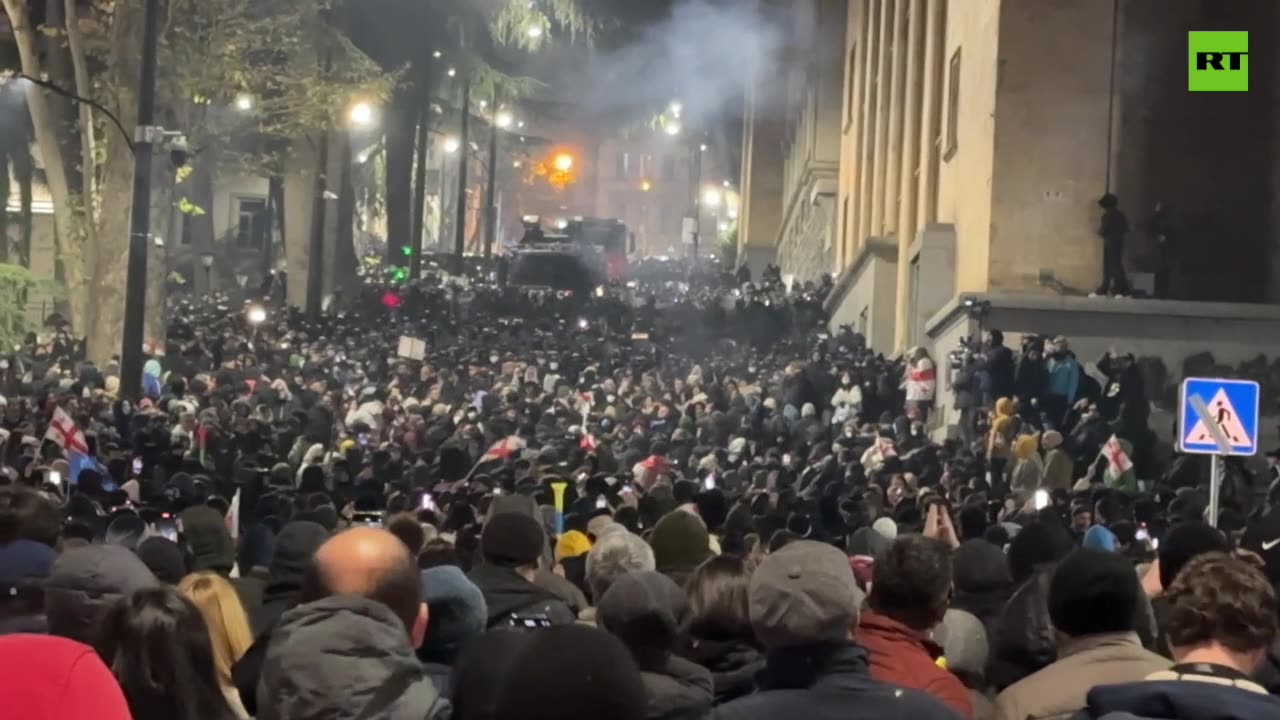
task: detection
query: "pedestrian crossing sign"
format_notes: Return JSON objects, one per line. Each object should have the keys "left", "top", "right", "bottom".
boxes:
{"left": 1179, "top": 377, "right": 1260, "bottom": 456}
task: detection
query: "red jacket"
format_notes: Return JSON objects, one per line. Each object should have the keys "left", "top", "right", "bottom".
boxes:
{"left": 855, "top": 609, "right": 974, "bottom": 719}
{"left": 0, "top": 634, "right": 132, "bottom": 720}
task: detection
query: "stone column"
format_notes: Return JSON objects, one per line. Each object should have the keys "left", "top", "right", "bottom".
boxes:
{"left": 894, "top": 0, "right": 926, "bottom": 350}
{"left": 840, "top": 2, "right": 866, "bottom": 270}
{"left": 855, "top": 0, "right": 881, "bottom": 251}
{"left": 915, "top": 0, "right": 945, "bottom": 231}
{"left": 883, "top": 0, "right": 907, "bottom": 236}
{"left": 869, "top": 0, "right": 892, "bottom": 236}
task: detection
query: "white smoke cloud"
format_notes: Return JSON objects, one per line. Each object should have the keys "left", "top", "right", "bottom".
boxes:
{"left": 579, "top": 0, "right": 787, "bottom": 127}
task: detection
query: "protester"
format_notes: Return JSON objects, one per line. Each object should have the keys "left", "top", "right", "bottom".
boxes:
{"left": 45, "top": 544, "right": 157, "bottom": 645}
{"left": 179, "top": 572, "right": 256, "bottom": 719}
{"left": 680, "top": 554, "right": 764, "bottom": 703}
{"left": 257, "top": 527, "right": 448, "bottom": 719}
{"left": 94, "top": 586, "right": 238, "bottom": 720}
{"left": 136, "top": 536, "right": 189, "bottom": 584}
{"left": 452, "top": 624, "right": 646, "bottom": 720}
{"left": 993, "top": 549, "right": 1170, "bottom": 720}
{"left": 0, "top": 538, "right": 57, "bottom": 634}
{"left": 650, "top": 510, "right": 716, "bottom": 587}
{"left": 856, "top": 535, "right": 972, "bottom": 718}
{"left": 711, "top": 540, "right": 956, "bottom": 719}
{"left": 418, "top": 565, "right": 488, "bottom": 696}
{"left": 598, "top": 571, "right": 714, "bottom": 719}
{"left": 470, "top": 511, "right": 576, "bottom": 628}
{"left": 0, "top": 634, "right": 133, "bottom": 720}
{"left": 1080, "top": 552, "right": 1280, "bottom": 719}
{"left": 0, "top": 252, "right": 1254, "bottom": 720}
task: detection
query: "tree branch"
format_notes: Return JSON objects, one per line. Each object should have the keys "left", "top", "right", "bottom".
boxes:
{"left": 15, "top": 73, "right": 135, "bottom": 153}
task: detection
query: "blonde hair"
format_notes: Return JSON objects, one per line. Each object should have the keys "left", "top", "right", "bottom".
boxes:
{"left": 178, "top": 572, "right": 253, "bottom": 687}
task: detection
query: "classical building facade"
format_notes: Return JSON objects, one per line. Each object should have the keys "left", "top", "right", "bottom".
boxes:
{"left": 739, "top": 0, "right": 1280, "bottom": 357}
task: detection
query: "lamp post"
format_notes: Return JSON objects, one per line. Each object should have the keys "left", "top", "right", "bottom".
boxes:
{"left": 199, "top": 251, "right": 215, "bottom": 295}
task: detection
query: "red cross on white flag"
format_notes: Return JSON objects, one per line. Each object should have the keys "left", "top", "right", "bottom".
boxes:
{"left": 45, "top": 407, "right": 90, "bottom": 456}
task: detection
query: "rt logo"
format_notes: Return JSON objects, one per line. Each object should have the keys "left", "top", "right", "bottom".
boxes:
{"left": 1189, "top": 31, "right": 1248, "bottom": 92}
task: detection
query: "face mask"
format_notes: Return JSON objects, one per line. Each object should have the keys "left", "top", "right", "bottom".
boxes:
{"left": 549, "top": 362, "right": 559, "bottom": 372}
{"left": 489, "top": 355, "right": 500, "bottom": 364}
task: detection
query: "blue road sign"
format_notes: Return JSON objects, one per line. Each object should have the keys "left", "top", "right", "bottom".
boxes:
{"left": 1178, "top": 377, "right": 1260, "bottom": 456}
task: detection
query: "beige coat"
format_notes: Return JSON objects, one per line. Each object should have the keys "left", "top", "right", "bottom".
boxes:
{"left": 993, "top": 632, "right": 1170, "bottom": 720}
{"left": 1043, "top": 448, "right": 1074, "bottom": 492}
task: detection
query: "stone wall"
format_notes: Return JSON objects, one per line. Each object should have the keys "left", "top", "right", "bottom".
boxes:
{"left": 775, "top": 188, "right": 837, "bottom": 282}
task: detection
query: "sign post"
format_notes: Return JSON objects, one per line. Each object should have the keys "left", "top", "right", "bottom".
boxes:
{"left": 1179, "top": 378, "right": 1261, "bottom": 527}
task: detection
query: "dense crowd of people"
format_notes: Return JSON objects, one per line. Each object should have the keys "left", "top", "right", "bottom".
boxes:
{"left": 0, "top": 259, "right": 1278, "bottom": 720}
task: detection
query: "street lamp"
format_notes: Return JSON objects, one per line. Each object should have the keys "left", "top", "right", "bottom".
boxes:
{"left": 199, "top": 251, "right": 215, "bottom": 294}
{"left": 443, "top": 136, "right": 461, "bottom": 154}
{"left": 433, "top": 50, "right": 443, "bottom": 59}
{"left": 234, "top": 93, "right": 254, "bottom": 112}
{"left": 246, "top": 304, "right": 267, "bottom": 326}
{"left": 640, "top": 180, "right": 653, "bottom": 192}
{"left": 348, "top": 101, "right": 375, "bottom": 128}
{"left": 527, "top": 24, "right": 544, "bottom": 39}
{"left": 495, "top": 110, "right": 514, "bottom": 129}
{"left": 447, "top": 67, "right": 457, "bottom": 78}
{"left": 669, "top": 101, "right": 682, "bottom": 118}
{"left": 664, "top": 120, "right": 682, "bottom": 137}
{"left": 553, "top": 153, "right": 574, "bottom": 173}
{"left": 703, "top": 188, "right": 723, "bottom": 208}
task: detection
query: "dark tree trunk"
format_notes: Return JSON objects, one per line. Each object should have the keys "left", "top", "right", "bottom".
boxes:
{"left": 0, "top": 149, "right": 9, "bottom": 264}
{"left": 410, "top": 102, "right": 428, "bottom": 278}
{"left": 384, "top": 82, "right": 415, "bottom": 265}
{"left": 269, "top": 174, "right": 285, "bottom": 268}
{"left": 14, "top": 147, "right": 33, "bottom": 268}
{"left": 334, "top": 132, "right": 359, "bottom": 299}
{"left": 41, "top": 0, "right": 82, "bottom": 194}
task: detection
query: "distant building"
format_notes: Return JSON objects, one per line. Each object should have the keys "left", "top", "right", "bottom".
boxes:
{"left": 739, "top": 0, "right": 1280, "bottom": 354}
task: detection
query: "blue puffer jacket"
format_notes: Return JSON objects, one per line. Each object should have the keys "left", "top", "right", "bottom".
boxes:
{"left": 1047, "top": 353, "right": 1080, "bottom": 404}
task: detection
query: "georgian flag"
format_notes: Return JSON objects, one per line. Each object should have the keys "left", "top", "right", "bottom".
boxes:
{"left": 481, "top": 435, "right": 527, "bottom": 462}
{"left": 45, "top": 407, "right": 90, "bottom": 456}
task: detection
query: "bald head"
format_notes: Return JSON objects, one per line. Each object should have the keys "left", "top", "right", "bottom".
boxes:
{"left": 305, "top": 527, "right": 425, "bottom": 643}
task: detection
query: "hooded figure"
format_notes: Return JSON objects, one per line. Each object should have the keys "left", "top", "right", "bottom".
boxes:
{"left": 233, "top": 521, "right": 330, "bottom": 717}
{"left": 597, "top": 572, "right": 714, "bottom": 720}
{"left": 1009, "top": 434, "right": 1044, "bottom": 498}
{"left": 1041, "top": 430, "right": 1073, "bottom": 491}
{"left": 142, "top": 359, "right": 163, "bottom": 399}
{"left": 45, "top": 545, "right": 158, "bottom": 645}
{"left": 258, "top": 595, "right": 449, "bottom": 720}
{"left": 249, "top": 520, "right": 329, "bottom": 634}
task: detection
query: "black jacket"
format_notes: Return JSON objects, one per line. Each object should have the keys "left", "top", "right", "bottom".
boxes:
{"left": 987, "top": 344, "right": 1016, "bottom": 401}
{"left": 249, "top": 521, "right": 329, "bottom": 635}
{"left": 991, "top": 565, "right": 1160, "bottom": 691}
{"left": 680, "top": 635, "right": 764, "bottom": 704}
{"left": 256, "top": 594, "right": 449, "bottom": 720}
{"left": 467, "top": 562, "right": 576, "bottom": 629}
{"left": 640, "top": 655, "right": 714, "bottom": 720}
{"left": 710, "top": 643, "right": 959, "bottom": 720}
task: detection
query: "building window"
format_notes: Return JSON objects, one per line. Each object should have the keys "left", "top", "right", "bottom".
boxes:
{"left": 944, "top": 47, "right": 961, "bottom": 161}
{"left": 180, "top": 214, "right": 192, "bottom": 244}
{"left": 234, "top": 197, "right": 270, "bottom": 249}
{"left": 616, "top": 152, "right": 631, "bottom": 179}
